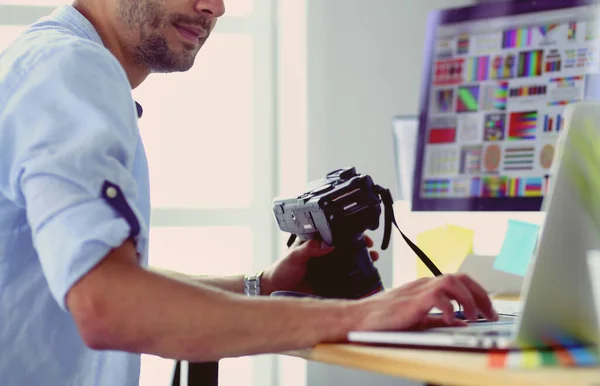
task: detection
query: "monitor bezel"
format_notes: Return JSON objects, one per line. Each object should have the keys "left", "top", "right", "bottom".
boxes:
{"left": 412, "top": 0, "right": 598, "bottom": 212}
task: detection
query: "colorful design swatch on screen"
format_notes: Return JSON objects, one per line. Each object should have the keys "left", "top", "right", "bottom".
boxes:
{"left": 457, "top": 85, "right": 480, "bottom": 113}
{"left": 490, "top": 54, "right": 516, "bottom": 79}
{"left": 428, "top": 127, "right": 456, "bottom": 144}
{"left": 459, "top": 145, "right": 482, "bottom": 174}
{"left": 509, "top": 111, "right": 537, "bottom": 140}
{"left": 484, "top": 113, "right": 505, "bottom": 141}
{"left": 568, "top": 21, "right": 577, "bottom": 41}
{"left": 543, "top": 113, "right": 563, "bottom": 132}
{"left": 452, "top": 178, "right": 471, "bottom": 196}
{"left": 481, "top": 82, "right": 508, "bottom": 110}
{"left": 564, "top": 48, "right": 587, "bottom": 69}
{"left": 457, "top": 114, "right": 481, "bottom": 141}
{"left": 548, "top": 75, "right": 584, "bottom": 105}
{"left": 538, "top": 23, "right": 559, "bottom": 37}
{"left": 502, "top": 27, "right": 533, "bottom": 48}
{"left": 545, "top": 49, "right": 562, "bottom": 72}
{"left": 540, "top": 144, "right": 555, "bottom": 169}
{"left": 586, "top": 21, "right": 598, "bottom": 41}
{"left": 518, "top": 50, "right": 543, "bottom": 77}
{"left": 470, "top": 177, "right": 482, "bottom": 196}
{"left": 503, "top": 145, "right": 535, "bottom": 171}
{"left": 433, "top": 89, "right": 454, "bottom": 113}
{"left": 482, "top": 176, "right": 507, "bottom": 197}
{"left": 434, "top": 58, "right": 464, "bottom": 85}
{"left": 509, "top": 84, "right": 547, "bottom": 98}
{"left": 426, "top": 148, "right": 458, "bottom": 175}
{"left": 483, "top": 144, "right": 501, "bottom": 172}
{"left": 507, "top": 177, "right": 544, "bottom": 197}
{"left": 457, "top": 34, "right": 470, "bottom": 54}
{"left": 422, "top": 179, "right": 451, "bottom": 198}
{"left": 465, "top": 56, "right": 490, "bottom": 82}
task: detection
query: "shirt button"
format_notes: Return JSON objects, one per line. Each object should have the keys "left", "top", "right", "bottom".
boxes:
{"left": 106, "top": 186, "right": 118, "bottom": 199}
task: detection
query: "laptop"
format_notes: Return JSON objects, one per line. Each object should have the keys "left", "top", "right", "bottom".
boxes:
{"left": 348, "top": 101, "right": 600, "bottom": 351}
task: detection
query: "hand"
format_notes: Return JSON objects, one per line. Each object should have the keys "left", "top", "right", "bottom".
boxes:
{"left": 261, "top": 235, "right": 380, "bottom": 296}
{"left": 351, "top": 274, "right": 499, "bottom": 331}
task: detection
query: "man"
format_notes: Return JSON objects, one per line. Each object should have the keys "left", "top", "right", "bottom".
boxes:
{"left": 0, "top": 0, "right": 498, "bottom": 385}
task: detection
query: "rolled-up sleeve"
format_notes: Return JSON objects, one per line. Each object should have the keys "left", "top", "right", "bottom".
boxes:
{"left": 0, "top": 39, "right": 147, "bottom": 311}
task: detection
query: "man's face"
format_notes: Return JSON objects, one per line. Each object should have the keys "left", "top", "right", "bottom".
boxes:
{"left": 115, "top": 0, "right": 225, "bottom": 73}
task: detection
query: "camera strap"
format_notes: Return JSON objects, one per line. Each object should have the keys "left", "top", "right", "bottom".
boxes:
{"left": 376, "top": 186, "right": 443, "bottom": 277}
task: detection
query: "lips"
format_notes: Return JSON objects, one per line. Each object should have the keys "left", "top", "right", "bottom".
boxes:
{"left": 174, "top": 23, "right": 207, "bottom": 42}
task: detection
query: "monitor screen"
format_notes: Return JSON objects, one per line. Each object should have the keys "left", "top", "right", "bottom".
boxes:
{"left": 412, "top": 0, "right": 600, "bottom": 211}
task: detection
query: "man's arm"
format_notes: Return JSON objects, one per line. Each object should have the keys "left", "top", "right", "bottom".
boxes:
{"left": 67, "top": 240, "right": 354, "bottom": 362}
{"left": 149, "top": 267, "right": 246, "bottom": 294}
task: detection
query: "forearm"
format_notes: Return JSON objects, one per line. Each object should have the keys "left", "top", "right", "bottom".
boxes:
{"left": 150, "top": 266, "right": 245, "bottom": 294}
{"left": 71, "top": 257, "right": 355, "bottom": 362}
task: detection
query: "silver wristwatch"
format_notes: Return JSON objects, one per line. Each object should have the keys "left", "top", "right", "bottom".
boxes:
{"left": 244, "top": 271, "right": 264, "bottom": 296}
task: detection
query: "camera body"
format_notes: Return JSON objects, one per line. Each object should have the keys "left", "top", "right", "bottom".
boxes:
{"left": 272, "top": 167, "right": 384, "bottom": 299}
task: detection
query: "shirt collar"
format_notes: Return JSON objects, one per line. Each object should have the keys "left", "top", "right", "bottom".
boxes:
{"left": 51, "top": 5, "right": 104, "bottom": 46}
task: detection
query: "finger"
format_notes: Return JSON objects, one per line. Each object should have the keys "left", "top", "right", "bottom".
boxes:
{"left": 363, "top": 234, "right": 374, "bottom": 248}
{"left": 456, "top": 274, "right": 498, "bottom": 321}
{"left": 428, "top": 291, "right": 456, "bottom": 325}
{"left": 369, "top": 250, "right": 379, "bottom": 262}
{"left": 432, "top": 275, "right": 478, "bottom": 321}
{"left": 413, "top": 315, "right": 468, "bottom": 330}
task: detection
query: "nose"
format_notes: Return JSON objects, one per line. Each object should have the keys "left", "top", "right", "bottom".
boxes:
{"left": 195, "top": 0, "right": 226, "bottom": 18}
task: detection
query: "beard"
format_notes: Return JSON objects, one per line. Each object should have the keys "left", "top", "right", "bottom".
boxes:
{"left": 116, "top": 0, "right": 211, "bottom": 73}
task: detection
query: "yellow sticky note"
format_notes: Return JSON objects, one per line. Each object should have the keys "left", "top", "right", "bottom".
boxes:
{"left": 416, "top": 225, "right": 474, "bottom": 277}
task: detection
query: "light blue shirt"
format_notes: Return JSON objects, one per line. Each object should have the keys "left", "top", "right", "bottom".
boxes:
{"left": 0, "top": 6, "right": 150, "bottom": 386}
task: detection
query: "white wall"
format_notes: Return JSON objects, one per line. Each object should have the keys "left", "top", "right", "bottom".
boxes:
{"left": 304, "top": 1, "right": 475, "bottom": 385}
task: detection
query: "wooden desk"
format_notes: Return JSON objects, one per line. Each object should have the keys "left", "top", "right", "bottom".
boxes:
{"left": 284, "top": 344, "right": 600, "bottom": 386}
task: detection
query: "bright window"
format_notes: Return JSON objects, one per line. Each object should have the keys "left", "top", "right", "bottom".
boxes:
{"left": 135, "top": 34, "right": 254, "bottom": 209}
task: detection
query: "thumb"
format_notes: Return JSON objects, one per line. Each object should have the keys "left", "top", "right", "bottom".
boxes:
{"left": 297, "top": 239, "right": 335, "bottom": 258}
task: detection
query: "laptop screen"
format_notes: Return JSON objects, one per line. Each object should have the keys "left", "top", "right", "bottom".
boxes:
{"left": 413, "top": 0, "right": 600, "bottom": 211}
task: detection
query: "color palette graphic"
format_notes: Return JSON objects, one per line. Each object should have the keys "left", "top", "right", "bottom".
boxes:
{"left": 518, "top": 50, "right": 543, "bottom": 77}
{"left": 548, "top": 75, "right": 584, "bottom": 106}
{"left": 470, "top": 177, "right": 482, "bottom": 196}
{"left": 457, "top": 85, "right": 480, "bottom": 112}
{"left": 433, "top": 89, "right": 454, "bottom": 113}
{"left": 502, "top": 27, "right": 533, "bottom": 48}
{"left": 509, "top": 84, "right": 547, "bottom": 97}
{"left": 465, "top": 56, "right": 490, "bottom": 82}
{"left": 422, "top": 179, "right": 451, "bottom": 197}
{"left": 543, "top": 114, "right": 563, "bottom": 132}
{"left": 428, "top": 127, "right": 456, "bottom": 144}
{"left": 483, "top": 144, "right": 501, "bottom": 172}
{"left": 490, "top": 54, "right": 516, "bottom": 79}
{"left": 482, "top": 176, "right": 507, "bottom": 197}
{"left": 507, "top": 177, "right": 544, "bottom": 197}
{"left": 434, "top": 58, "right": 464, "bottom": 85}
{"left": 427, "top": 149, "right": 458, "bottom": 175}
{"left": 564, "top": 48, "right": 587, "bottom": 69}
{"left": 509, "top": 111, "right": 537, "bottom": 140}
{"left": 484, "top": 113, "right": 506, "bottom": 141}
{"left": 481, "top": 82, "right": 508, "bottom": 110}
{"left": 459, "top": 145, "right": 482, "bottom": 174}
{"left": 538, "top": 23, "right": 559, "bottom": 37}
{"left": 545, "top": 49, "right": 562, "bottom": 72}
{"left": 586, "top": 21, "right": 598, "bottom": 41}
{"left": 503, "top": 146, "right": 535, "bottom": 171}
{"left": 457, "top": 34, "right": 470, "bottom": 54}
{"left": 452, "top": 178, "right": 471, "bottom": 196}
{"left": 540, "top": 144, "right": 555, "bottom": 169}
{"left": 568, "top": 21, "right": 577, "bottom": 41}
{"left": 457, "top": 114, "right": 481, "bottom": 141}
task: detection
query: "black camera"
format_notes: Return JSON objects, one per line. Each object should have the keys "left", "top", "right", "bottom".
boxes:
{"left": 272, "top": 167, "right": 387, "bottom": 299}
{"left": 272, "top": 167, "right": 443, "bottom": 300}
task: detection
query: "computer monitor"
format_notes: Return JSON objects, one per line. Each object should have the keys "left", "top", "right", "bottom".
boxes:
{"left": 412, "top": 0, "right": 600, "bottom": 211}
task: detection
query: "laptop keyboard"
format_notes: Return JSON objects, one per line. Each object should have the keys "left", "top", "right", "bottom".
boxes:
{"left": 492, "top": 300, "right": 522, "bottom": 316}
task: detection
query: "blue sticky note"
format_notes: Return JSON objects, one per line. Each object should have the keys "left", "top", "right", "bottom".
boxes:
{"left": 494, "top": 219, "right": 540, "bottom": 276}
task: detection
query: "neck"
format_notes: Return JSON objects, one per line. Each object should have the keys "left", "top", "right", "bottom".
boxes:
{"left": 73, "top": 1, "right": 150, "bottom": 89}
